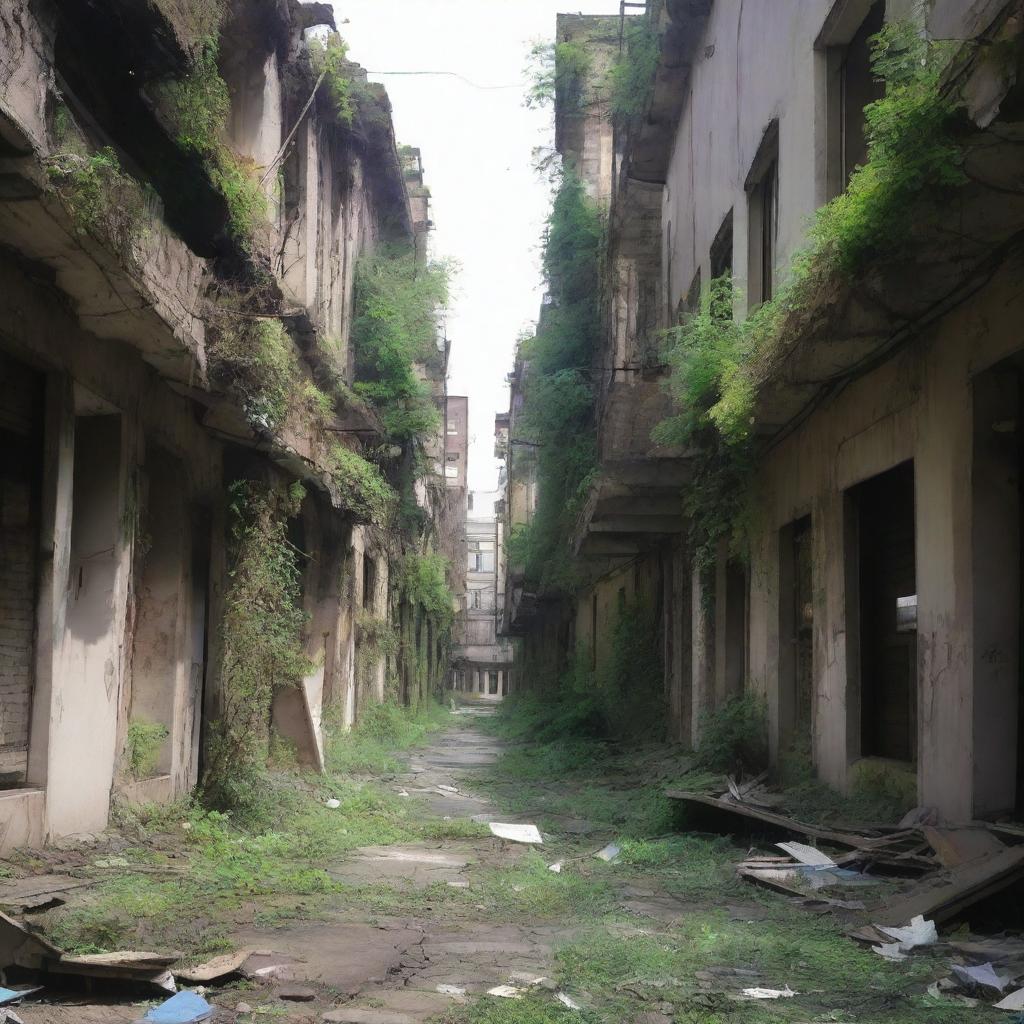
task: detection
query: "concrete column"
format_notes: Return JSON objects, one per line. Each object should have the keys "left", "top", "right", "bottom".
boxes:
{"left": 691, "top": 565, "right": 715, "bottom": 747}
{"left": 497, "top": 670, "right": 504, "bottom": 696}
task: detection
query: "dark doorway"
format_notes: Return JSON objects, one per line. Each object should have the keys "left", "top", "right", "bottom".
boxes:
{"left": 779, "top": 515, "right": 813, "bottom": 744}
{"left": 0, "top": 354, "right": 45, "bottom": 787}
{"left": 853, "top": 461, "right": 917, "bottom": 762}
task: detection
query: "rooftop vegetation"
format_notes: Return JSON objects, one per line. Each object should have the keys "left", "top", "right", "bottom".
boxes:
{"left": 505, "top": 170, "right": 603, "bottom": 593}
{"left": 525, "top": 38, "right": 592, "bottom": 109}
{"left": 309, "top": 32, "right": 355, "bottom": 124}
{"left": 607, "top": 16, "right": 659, "bottom": 122}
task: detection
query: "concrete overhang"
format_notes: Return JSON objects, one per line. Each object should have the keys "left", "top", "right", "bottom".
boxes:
{"left": 572, "top": 460, "right": 688, "bottom": 558}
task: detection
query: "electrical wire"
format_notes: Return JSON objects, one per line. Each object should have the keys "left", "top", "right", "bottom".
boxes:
{"left": 366, "top": 70, "right": 523, "bottom": 90}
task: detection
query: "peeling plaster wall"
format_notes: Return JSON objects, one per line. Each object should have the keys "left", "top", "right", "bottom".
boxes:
{"left": 747, "top": 257, "right": 1024, "bottom": 822}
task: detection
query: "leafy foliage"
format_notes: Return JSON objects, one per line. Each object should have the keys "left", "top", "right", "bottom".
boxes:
{"left": 207, "top": 317, "right": 298, "bottom": 431}
{"left": 400, "top": 551, "right": 454, "bottom": 625}
{"left": 696, "top": 691, "right": 769, "bottom": 774}
{"left": 309, "top": 32, "right": 355, "bottom": 124}
{"left": 153, "top": 36, "right": 267, "bottom": 248}
{"left": 202, "top": 481, "right": 311, "bottom": 818}
{"left": 656, "top": 21, "right": 965, "bottom": 569}
{"left": 607, "top": 17, "right": 659, "bottom": 121}
{"left": 508, "top": 171, "right": 603, "bottom": 592}
{"left": 125, "top": 720, "right": 169, "bottom": 780}
{"left": 524, "top": 39, "right": 592, "bottom": 109}
{"left": 328, "top": 443, "right": 397, "bottom": 523}
{"left": 46, "top": 148, "right": 148, "bottom": 255}
{"left": 351, "top": 247, "right": 450, "bottom": 444}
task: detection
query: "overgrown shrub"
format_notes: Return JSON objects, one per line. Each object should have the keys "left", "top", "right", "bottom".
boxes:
{"left": 207, "top": 317, "right": 299, "bottom": 430}
{"left": 153, "top": 36, "right": 267, "bottom": 248}
{"left": 525, "top": 39, "right": 592, "bottom": 109}
{"left": 351, "top": 247, "right": 450, "bottom": 445}
{"left": 328, "top": 443, "right": 397, "bottom": 523}
{"left": 46, "top": 148, "right": 149, "bottom": 255}
{"left": 202, "top": 481, "right": 311, "bottom": 817}
{"left": 696, "top": 692, "right": 769, "bottom": 774}
{"left": 309, "top": 32, "right": 355, "bottom": 124}
{"left": 125, "top": 719, "right": 169, "bottom": 780}
{"left": 400, "top": 551, "right": 454, "bottom": 626}
{"left": 607, "top": 17, "right": 659, "bottom": 121}
{"left": 510, "top": 171, "right": 602, "bottom": 593}
{"left": 656, "top": 21, "right": 965, "bottom": 569}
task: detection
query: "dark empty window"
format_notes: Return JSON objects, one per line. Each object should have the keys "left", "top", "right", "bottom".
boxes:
{"left": 746, "top": 122, "right": 779, "bottom": 307}
{"left": 709, "top": 210, "right": 733, "bottom": 282}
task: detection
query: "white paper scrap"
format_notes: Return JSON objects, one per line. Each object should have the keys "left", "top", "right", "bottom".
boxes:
{"left": 995, "top": 987, "right": 1024, "bottom": 1011}
{"left": 325, "top": 798, "right": 340, "bottom": 809}
{"left": 872, "top": 943, "right": 907, "bottom": 962}
{"left": 594, "top": 843, "right": 622, "bottom": 863}
{"left": 436, "top": 984, "right": 466, "bottom": 996}
{"left": 741, "top": 986, "right": 797, "bottom": 999}
{"left": 877, "top": 915, "right": 938, "bottom": 951}
{"left": 556, "top": 992, "right": 582, "bottom": 1010}
{"left": 437, "top": 784, "right": 459, "bottom": 793}
{"left": 487, "top": 985, "right": 522, "bottom": 998}
{"left": 489, "top": 822, "right": 543, "bottom": 844}
{"left": 952, "top": 961, "right": 1012, "bottom": 992}
{"left": 548, "top": 862, "right": 562, "bottom": 873}
{"left": 776, "top": 841, "right": 836, "bottom": 868}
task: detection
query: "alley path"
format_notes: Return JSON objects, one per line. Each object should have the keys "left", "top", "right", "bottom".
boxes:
{"left": 13, "top": 702, "right": 991, "bottom": 1024}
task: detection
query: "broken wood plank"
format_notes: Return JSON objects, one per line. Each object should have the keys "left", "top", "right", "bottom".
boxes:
{"left": 175, "top": 949, "right": 251, "bottom": 983}
{"left": 0, "top": 911, "right": 63, "bottom": 970}
{"left": 923, "top": 827, "right": 1006, "bottom": 868}
{"left": 867, "top": 846, "right": 1024, "bottom": 927}
{"left": 665, "top": 790, "right": 873, "bottom": 849}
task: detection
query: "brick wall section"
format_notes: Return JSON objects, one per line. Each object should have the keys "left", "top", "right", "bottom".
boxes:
{"left": 0, "top": 355, "right": 42, "bottom": 782}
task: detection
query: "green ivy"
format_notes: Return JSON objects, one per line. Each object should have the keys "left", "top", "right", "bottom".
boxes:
{"left": 125, "top": 719, "right": 169, "bottom": 780}
{"left": 607, "top": 17, "right": 659, "bottom": 122}
{"left": 203, "top": 481, "right": 311, "bottom": 815}
{"left": 328, "top": 443, "right": 397, "bottom": 524}
{"left": 400, "top": 551, "right": 454, "bottom": 625}
{"left": 46, "top": 147, "right": 148, "bottom": 254}
{"left": 656, "top": 20, "right": 966, "bottom": 570}
{"left": 153, "top": 36, "right": 267, "bottom": 248}
{"left": 309, "top": 32, "right": 355, "bottom": 125}
{"left": 351, "top": 247, "right": 450, "bottom": 445}
{"left": 506, "top": 171, "right": 603, "bottom": 593}
{"left": 207, "top": 317, "right": 299, "bottom": 431}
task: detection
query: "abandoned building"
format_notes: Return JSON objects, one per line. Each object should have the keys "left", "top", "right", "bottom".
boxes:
{"left": 499, "top": 0, "right": 1024, "bottom": 823}
{"left": 0, "top": 0, "right": 460, "bottom": 849}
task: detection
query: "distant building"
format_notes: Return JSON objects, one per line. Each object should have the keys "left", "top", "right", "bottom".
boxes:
{"left": 445, "top": 396, "right": 469, "bottom": 490}
{"left": 452, "top": 492, "right": 515, "bottom": 696}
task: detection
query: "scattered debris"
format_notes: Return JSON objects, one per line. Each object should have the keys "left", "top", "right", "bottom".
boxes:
{"left": 555, "top": 992, "right": 582, "bottom": 1009}
{"left": 134, "top": 991, "right": 212, "bottom": 1023}
{"left": 923, "top": 826, "right": 1005, "bottom": 868}
{"left": 876, "top": 915, "right": 938, "bottom": 951}
{"left": 740, "top": 986, "right": 797, "bottom": 999}
{"left": 397, "top": 790, "right": 409, "bottom": 798}
{"left": 176, "top": 949, "right": 251, "bottom": 984}
{"left": 776, "top": 842, "right": 835, "bottom": 868}
{"left": 951, "top": 961, "right": 1013, "bottom": 993}
{"left": 0, "top": 875, "right": 93, "bottom": 913}
{"left": 436, "top": 984, "right": 466, "bottom": 996}
{"left": 996, "top": 987, "right": 1024, "bottom": 1011}
{"left": 487, "top": 984, "right": 522, "bottom": 998}
{"left": 594, "top": 843, "right": 621, "bottom": 863}
{"left": 325, "top": 799, "right": 341, "bottom": 809}
{"left": 548, "top": 862, "right": 562, "bottom": 873}
{"left": 927, "top": 979, "right": 979, "bottom": 1007}
{"left": 437, "top": 785, "right": 459, "bottom": 793}
{"left": 0, "top": 989, "right": 39, "bottom": 1006}
{"left": 0, "top": 1010, "right": 22, "bottom": 1024}
{"left": 872, "top": 943, "right": 907, "bottom": 961}
{"left": 93, "top": 857, "right": 130, "bottom": 868}
{"left": 488, "top": 823, "right": 542, "bottom": 844}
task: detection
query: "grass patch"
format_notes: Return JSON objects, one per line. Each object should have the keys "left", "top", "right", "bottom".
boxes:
{"left": 325, "top": 699, "right": 451, "bottom": 774}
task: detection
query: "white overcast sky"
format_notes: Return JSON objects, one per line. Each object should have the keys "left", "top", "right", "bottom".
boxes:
{"left": 334, "top": 0, "right": 621, "bottom": 491}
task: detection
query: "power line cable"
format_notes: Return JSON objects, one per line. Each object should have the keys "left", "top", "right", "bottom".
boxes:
{"left": 366, "top": 70, "right": 523, "bottom": 90}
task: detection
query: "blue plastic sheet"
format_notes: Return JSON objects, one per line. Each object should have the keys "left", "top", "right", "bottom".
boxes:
{"left": 141, "top": 991, "right": 212, "bottom": 1023}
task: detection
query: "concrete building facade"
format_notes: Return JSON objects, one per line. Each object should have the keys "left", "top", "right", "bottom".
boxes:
{"left": 0, "top": 0, "right": 457, "bottom": 848}
{"left": 501, "top": 0, "right": 1024, "bottom": 823}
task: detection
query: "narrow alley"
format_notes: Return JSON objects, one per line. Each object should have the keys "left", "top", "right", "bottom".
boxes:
{"left": 1, "top": 697, "right": 1007, "bottom": 1024}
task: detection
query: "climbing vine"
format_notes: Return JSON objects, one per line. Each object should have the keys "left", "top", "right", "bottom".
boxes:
{"left": 506, "top": 170, "right": 603, "bottom": 593}
{"left": 400, "top": 551, "right": 454, "bottom": 627}
{"left": 203, "top": 481, "right": 311, "bottom": 815}
{"left": 328, "top": 443, "right": 397, "bottom": 524}
{"left": 152, "top": 36, "right": 267, "bottom": 248}
{"left": 525, "top": 39, "right": 592, "bottom": 109}
{"left": 351, "top": 247, "right": 451, "bottom": 445}
{"left": 309, "top": 32, "right": 355, "bottom": 124}
{"left": 656, "top": 20, "right": 967, "bottom": 570}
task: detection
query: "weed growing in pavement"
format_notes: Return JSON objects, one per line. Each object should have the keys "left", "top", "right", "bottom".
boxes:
{"left": 325, "top": 699, "right": 451, "bottom": 774}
